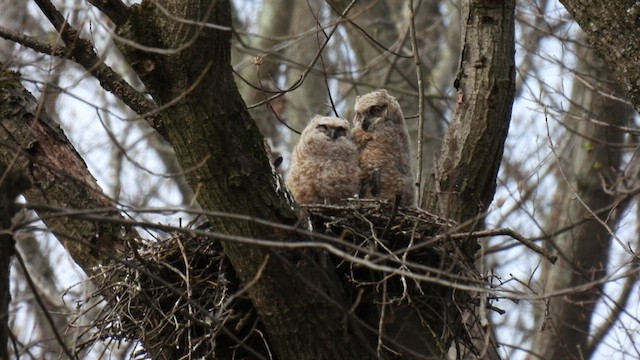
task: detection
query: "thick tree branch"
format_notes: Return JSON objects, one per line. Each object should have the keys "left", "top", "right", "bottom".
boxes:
{"left": 87, "top": 0, "right": 130, "bottom": 26}
{"left": 0, "top": 68, "right": 135, "bottom": 272}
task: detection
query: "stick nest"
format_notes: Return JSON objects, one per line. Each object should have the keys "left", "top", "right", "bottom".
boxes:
{"left": 90, "top": 199, "right": 486, "bottom": 359}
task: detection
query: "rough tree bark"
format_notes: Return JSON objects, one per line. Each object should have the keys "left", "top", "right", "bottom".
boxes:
{"left": 424, "top": 0, "right": 515, "bottom": 236}
{"left": 527, "top": 35, "right": 633, "bottom": 360}
{"left": 559, "top": 0, "right": 640, "bottom": 114}
{"left": 0, "top": 68, "right": 131, "bottom": 272}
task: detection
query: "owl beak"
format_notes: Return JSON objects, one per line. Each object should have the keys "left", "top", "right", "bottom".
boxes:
{"left": 328, "top": 127, "right": 346, "bottom": 140}
{"left": 327, "top": 127, "right": 337, "bottom": 140}
{"left": 361, "top": 115, "right": 373, "bottom": 131}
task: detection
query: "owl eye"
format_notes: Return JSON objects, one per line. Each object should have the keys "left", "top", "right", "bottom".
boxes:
{"left": 332, "top": 127, "right": 347, "bottom": 140}
{"left": 316, "top": 124, "right": 328, "bottom": 132}
{"left": 368, "top": 105, "right": 385, "bottom": 117}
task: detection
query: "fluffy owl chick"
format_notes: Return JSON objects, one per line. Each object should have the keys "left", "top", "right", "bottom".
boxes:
{"left": 352, "top": 89, "right": 416, "bottom": 206}
{"left": 287, "top": 115, "right": 361, "bottom": 204}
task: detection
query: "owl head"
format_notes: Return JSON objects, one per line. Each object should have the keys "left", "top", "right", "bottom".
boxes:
{"left": 353, "top": 89, "right": 404, "bottom": 132}
{"left": 302, "top": 115, "right": 352, "bottom": 144}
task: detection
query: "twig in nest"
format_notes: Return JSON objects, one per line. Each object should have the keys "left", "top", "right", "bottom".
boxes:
{"left": 447, "top": 228, "right": 557, "bottom": 264}
{"left": 380, "top": 194, "right": 401, "bottom": 240}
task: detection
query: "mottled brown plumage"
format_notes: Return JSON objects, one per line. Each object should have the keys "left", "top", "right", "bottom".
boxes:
{"left": 351, "top": 89, "right": 416, "bottom": 206}
{"left": 287, "top": 115, "right": 361, "bottom": 204}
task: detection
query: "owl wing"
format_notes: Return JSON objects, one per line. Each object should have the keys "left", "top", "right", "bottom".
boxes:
{"left": 359, "top": 168, "right": 381, "bottom": 198}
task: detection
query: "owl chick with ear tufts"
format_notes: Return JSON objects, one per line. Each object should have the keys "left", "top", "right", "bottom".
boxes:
{"left": 287, "top": 115, "right": 361, "bottom": 204}
{"left": 351, "top": 89, "right": 416, "bottom": 206}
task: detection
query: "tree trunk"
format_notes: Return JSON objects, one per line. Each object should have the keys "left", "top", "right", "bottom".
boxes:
{"left": 424, "top": 0, "right": 515, "bottom": 234}
{"left": 527, "top": 34, "right": 633, "bottom": 360}
{"left": 423, "top": 0, "right": 515, "bottom": 357}
{"left": 559, "top": 0, "right": 640, "bottom": 114}
{"left": 116, "top": 1, "right": 374, "bottom": 358}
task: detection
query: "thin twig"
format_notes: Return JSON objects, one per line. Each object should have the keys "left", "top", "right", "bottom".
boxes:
{"left": 32, "top": 0, "right": 161, "bottom": 128}
{"left": 175, "top": 237, "right": 194, "bottom": 360}
{"left": 447, "top": 227, "right": 558, "bottom": 264}
{"left": 253, "top": 60, "right": 302, "bottom": 134}
{"left": 379, "top": 195, "right": 401, "bottom": 240}
{"left": 409, "top": 0, "right": 426, "bottom": 205}
{"left": 544, "top": 108, "right": 635, "bottom": 257}
{"left": 248, "top": 0, "right": 359, "bottom": 109}
{"left": 324, "top": 0, "right": 412, "bottom": 59}
{"left": 377, "top": 279, "right": 387, "bottom": 357}
{"left": 13, "top": 250, "right": 78, "bottom": 359}
{"left": 587, "top": 260, "right": 638, "bottom": 357}
{"left": 24, "top": 213, "right": 525, "bottom": 296}
{"left": 0, "top": 26, "right": 67, "bottom": 56}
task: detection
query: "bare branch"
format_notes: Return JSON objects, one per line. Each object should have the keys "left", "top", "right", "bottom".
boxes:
{"left": 12, "top": 249, "right": 76, "bottom": 359}
{"left": 409, "top": 0, "right": 426, "bottom": 205}
{"left": 32, "top": 0, "right": 163, "bottom": 133}
{"left": 87, "top": 0, "right": 130, "bottom": 27}
{"left": 0, "top": 25, "right": 67, "bottom": 57}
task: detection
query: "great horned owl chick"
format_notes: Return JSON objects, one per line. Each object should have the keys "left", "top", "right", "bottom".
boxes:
{"left": 287, "top": 115, "right": 361, "bottom": 204}
{"left": 351, "top": 89, "right": 416, "bottom": 206}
